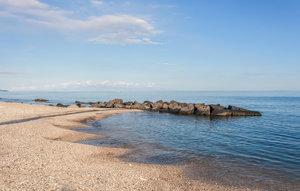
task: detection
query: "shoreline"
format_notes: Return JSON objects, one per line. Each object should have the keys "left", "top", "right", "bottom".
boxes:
{"left": 75, "top": 111, "right": 299, "bottom": 191}
{"left": 0, "top": 102, "right": 297, "bottom": 190}
{"left": 0, "top": 102, "right": 222, "bottom": 190}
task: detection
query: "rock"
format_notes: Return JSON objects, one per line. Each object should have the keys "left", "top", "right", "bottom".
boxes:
{"left": 130, "top": 101, "right": 143, "bottom": 110}
{"left": 209, "top": 104, "right": 232, "bottom": 116}
{"left": 34, "top": 98, "right": 48, "bottom": 102}
{"left": 124, "top": 101, "right": 134, "bottom": 106}
{"left": 194, "top": 104, "right": 211, "bottom": 116}
{"left": 89, "top": 102, "right": 97, "bottom": 107}
{"left": 74, "top": 101, "right": 92, "bottom": 107}
{"left": 142, "top": 101, "right": 153, "bottom": 110}
{"left": 124, "top": 102, "right": 134, "bottom": 109}
{"left": 106, "top": 99, "right": 123, "bottom": 108}
{"left": 154, "top": 100, "right": 163, "bottom": 109}
{"left": 91, "top": 102, "right": 106, "bottom": 108}
{"left": 228, "top": 105, "right": 262, "bottom": 116}
{"left": 56, "top": 103, "right": 68, "bottom": 107}
{"left": 75, "top": 101, "right": 82, "bottom": 104}
{"left": 150, "top": 100, "right": 164, "bottom": 112}
{"left": 168, "top": 100, "right": 181, "bottom": 114}
{"left": 179, "top": 103, "right": 195, "bottom": 115}
{"left": 159, "top": 102, "right": 169, "bottom": 112}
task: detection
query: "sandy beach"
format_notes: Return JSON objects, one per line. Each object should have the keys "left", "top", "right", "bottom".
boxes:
{"left": 0, "top": 102, "right": 273, "bottom": 190}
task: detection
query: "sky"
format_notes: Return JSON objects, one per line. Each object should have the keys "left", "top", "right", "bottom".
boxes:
{"left": 0, "top": 0, "right": 299, "bottom": 91}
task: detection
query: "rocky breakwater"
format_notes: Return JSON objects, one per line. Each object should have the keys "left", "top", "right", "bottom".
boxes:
{"left": 87, "top": 99, "right": 262, "bottom": 117}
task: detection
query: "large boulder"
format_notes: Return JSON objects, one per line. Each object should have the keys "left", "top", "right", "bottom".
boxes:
{"left": 131, "top": 101, "right": 144, "bottom": 110}
{"left": 142, "top": 101, "right": 153, "bottom": 110}
{"left": 168, "top": 100, "right": 181, "bottom": 114}
{"left": 154, "top": 100, "right": 164, "bottom": 109}
{"left": 124, "top": 101, "right": 134, "bottom": 109}
{"left": 158, "top": 102, "right": 169, "bottom": 112}
{"left": 106, "top": 99, "right": 123, "bottom": 108}
{"left": 151, "top": 100, "right": 163, "bottom": 111}
{"left": 179, "top": 103, "right": 195, "bottom": 115}
{"left": 124, "top": 101, "right": 134, "bottom": 106}
{"left": 194, "top": 104, "right": 211, "bottom": 116}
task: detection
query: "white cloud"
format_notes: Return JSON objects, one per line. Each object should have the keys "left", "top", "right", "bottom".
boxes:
{"left": 160, "top": 62, "right": 178, "bottom": 66}
{"left": 89, "top": 33, "right": 159, "bottom": 45}
{"left": 90, "top": 0, "right": 103, "bottom": 6}
{"left": 0, "top": 0, "right": 159, "bottom": 45}
{"left": 0, "top": 0, "right": 47, "bottom": 9}
{"left": 11, "top": 80, "right": 155, "bottom": 91}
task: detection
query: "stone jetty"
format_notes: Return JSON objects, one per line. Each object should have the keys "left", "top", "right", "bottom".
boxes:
{"left": 76, "top": 99, "right": 262, "bottom": 117}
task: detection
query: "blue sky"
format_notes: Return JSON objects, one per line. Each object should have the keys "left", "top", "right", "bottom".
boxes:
{"left": 0, "top": 0, "right": 299, "bottom": 91}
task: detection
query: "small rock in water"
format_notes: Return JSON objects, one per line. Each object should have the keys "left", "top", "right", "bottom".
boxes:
{"left": 34, "top": 98, "right": 48, "bottom": 102}
{"left": 56, "top": 103, "right": 68, "bottom": 107}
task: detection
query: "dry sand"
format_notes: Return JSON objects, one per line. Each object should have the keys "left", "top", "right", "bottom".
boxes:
{"left": 0, "top": 102, "right": 260, "bottom": 190}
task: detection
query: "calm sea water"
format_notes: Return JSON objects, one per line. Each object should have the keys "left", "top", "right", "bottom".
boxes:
{"left": 1, "top": 91, "right": 300, "bottom": 187}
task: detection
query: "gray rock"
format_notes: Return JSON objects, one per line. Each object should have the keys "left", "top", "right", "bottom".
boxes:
{"left": 34, "top": 98, "right": 48, "bottom": 102}
{"left": 106, "top": 99, "right": 123, "bottom": 108}
{"left": 168, "top": 100, "right": 181, "bottom": 114}
{"left": 124, "top": 101, "right": 134, "bottom": 106}
{"left": 194, "top": 104, "right": 211, "bottom": 116}
{"left": 124, "top": 102, "right": 134, "bottom": 109}
{"left": 142, "top": 101, "right": 153, "bottom": 110}
{"left": 131, "top": 101, "right": 144, "bottom": 110}
{"left": 154, "top": 100, "right": 164, "bottom": 109}
{"left": 179, "top": 103, "right": 195, "bottom": 115}
{"left": 158, "top": 102, "right": 169, "bottom": 112}
{"left": 56, "top": 103, "right": 68, "bottom": 107}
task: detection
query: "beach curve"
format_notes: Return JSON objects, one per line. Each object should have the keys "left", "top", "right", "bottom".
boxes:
{"left": 0, "top": 102, "right": 258, "bottom": 190}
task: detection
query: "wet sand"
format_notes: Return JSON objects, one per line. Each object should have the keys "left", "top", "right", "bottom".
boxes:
{"left": 0, "top": 102, "right": 281, "bottom": 190}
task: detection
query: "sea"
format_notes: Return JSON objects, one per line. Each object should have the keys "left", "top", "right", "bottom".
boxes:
{"left": 1, "top": 91, "right": 299, "bottom": 189}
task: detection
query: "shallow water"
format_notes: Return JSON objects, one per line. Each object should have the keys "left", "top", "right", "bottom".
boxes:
{"left": 78, "top": 111, "right": 300, "bottom": 176}
{"left": 1, "top": 91, "right": 300, "bottom": 189}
